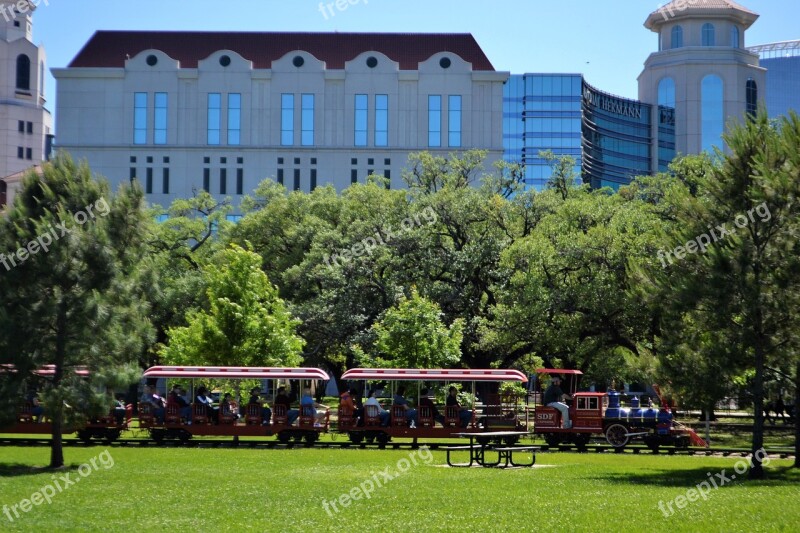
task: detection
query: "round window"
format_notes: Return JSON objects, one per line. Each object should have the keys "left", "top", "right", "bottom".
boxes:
{"left": 440, "top": 57, "right": 452, "bottom": 69}
{"left": 293, "top": 56, "right": 305, "bottom": 68}
{"left": 367, "top": 56, "right": 378, "bottom": 68}
{"left": 146, "top": 55, "right": 158, "bottom": 67}
{"left": 220, "top": 55, "right": 231, "bottom": 67}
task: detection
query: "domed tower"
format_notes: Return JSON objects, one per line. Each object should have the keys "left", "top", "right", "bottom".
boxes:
{"left": 638, "top": 0, "right": 765, "bottom": 157}
{"left": 0, "top": 0, "right": 52, "bottom": 180}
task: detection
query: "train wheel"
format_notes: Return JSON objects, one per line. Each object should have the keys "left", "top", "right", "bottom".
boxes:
{"left": 545, "top": 434, "right": 561, "bottom": 448}
{"left": 348, "top": 432, "right": 364, "bottom": 444}
{"left": 104, "top": 429, "right": 121, "bottom": 444}
{"left": 277, "top": 432, "right": 292, "bottom": 444}
{"left": 605, "top": 424, "right": 629, "bottom": 448}
{"left": 304, "top": 432, "right": 318, "bottom": 445}
{"left": 77, "top": 430, "right": 93, "bottom": 445}
{"left": 178, "top": 431, "right": 191, "bottom": 444}
{"left": 573, "top": 433, "right": 590, "bottom": 451}
{"left": 503, "top": 436, "right": 519, "bottom": 446}
{"left": 376, "top": 432, "right": 390, "bottom": 445}
{"left": 151, "top": 429, "right": 165, "bottom": 444}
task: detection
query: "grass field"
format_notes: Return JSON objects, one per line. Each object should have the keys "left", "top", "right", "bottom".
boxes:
{"left": 0, "top": 446, "right": 797, "bottom": 532}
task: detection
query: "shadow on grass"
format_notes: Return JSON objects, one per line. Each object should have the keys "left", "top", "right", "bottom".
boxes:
{"left": 0, "top": 463, "right": 83, "bottom": 478}
{"left": 597, "top": 465, "right": 800, "bottom": 488}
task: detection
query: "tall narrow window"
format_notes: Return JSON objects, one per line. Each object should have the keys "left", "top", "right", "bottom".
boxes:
{"left": 448, "top": 95, "right": 462, "bottom": 147}
{"left": 355, "top": 94, "right": 368, "bottom": 146}
{"left": 277, "top": 168, "right": 284, "bottom": 186}
{"left": 154, "top": 92, "right": 167, "bottom": 145}
{"left": 658, "top": 77, "right": 676, "bottom": 108}
{"left": 134, "top": 92, "right": 147, "bottom": 145}
{"left": 146, "top": 168, "right": 153, "bottom": 194}
{"left": 0, "top": 180, "right": 7, "bottom": 208}
{"left": 301, "top": 94, "right": 314, "bottom": 146}
{"left": 39, "top": 61, "right": 45, "bottom": 96}
{"left": 208, "top": 93, "right": 221, "bottom": 145}
{"left": 310, "top": 169, "right": 317, "bottom": 191}
{"left": 293, "top": 169, "right": 301, "bottom": 191}
{"left": 162, "top": 168, "right": 170, "bottom": 194}
{"left": 428, "top": 95, "right": 442, "bottom": 147}
{"left": 701, "top": 74, "right": 724, "bottom": 153}
{"left": 375, "top": 95, "right": 388, "bottom": 147}
{"left": 220, "top": 168, "right": 227, "bottom": 195}
{"left": 16, "top": 55, "right": 30, "bottom": 91}
{"left": 228, "top": 93, "right": 241, "bottom": 145}
{"left": 671, "top": 26, "right": 683, "bottom": 49}
{"left": 236, "top": 168, "right": 244, "bottom": 195}
{"left": 702, "top": 23, "right": 715, "bottom": 46}
{"left": 129, "top": 167, "right": 136, "bottom": 184}
{"left": 351, "top": 169, "right": 358, "bottom": 184}
{"left": 731, "top": 26, "right": 740, "bottom": 48}
{"left": 281, "top": 94, "right": 294, "bottom": 146}
{"left": 203, "top": 168, "right": 210, "bottom": 192}
{"left": 746, "top": 78, "right": 758, "bottom": 118}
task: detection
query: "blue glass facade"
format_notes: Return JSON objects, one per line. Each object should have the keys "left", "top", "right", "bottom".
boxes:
{"left": 503, "top": 74, "right": 582, "bottom": 190}
{"left": 504, "top": 74, "right": 675, "bottom": 191}
{"left": 750, "top": 42, "right": 800, "bottom": 119}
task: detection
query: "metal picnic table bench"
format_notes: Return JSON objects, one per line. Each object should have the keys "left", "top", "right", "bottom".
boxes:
{"left": 444, "top": 431, "right": 539, "bottom": 468}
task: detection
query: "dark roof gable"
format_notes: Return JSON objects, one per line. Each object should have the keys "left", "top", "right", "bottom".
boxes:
{"left": 68, "top": 31, "right": 495, "bottom": 71}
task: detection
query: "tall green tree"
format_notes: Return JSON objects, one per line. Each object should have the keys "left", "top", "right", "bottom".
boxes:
{"left": 160, "top": 244, "right": 304, "bottom": 367}
{"left": 0, "top": 154, "right": 154, "bottom": 468}
{"left": 356, "top": 288, "right": 463, "bottom": 368}
{"left": 642, "top": 112, "right": 800, "bottom": 477}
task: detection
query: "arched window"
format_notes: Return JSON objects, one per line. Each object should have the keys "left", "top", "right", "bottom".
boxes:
{"left": 731, "top": 26, "right": 740, "bottom": 48}
{"left": 702, "top": 75, "right": 724, "bottom": 153}
{"left": 672, "top": 25, "right": 683, "bottom": 48}
{"left": 702, "top": 23, "right": 716, "bottom": 46}
{"left": 16, "top": 54, "right": 31, "bottom": 91}
{"left": 0, "top": 181, "right": 7, "bottom": 208}
{"left": 39, "top": 61, "right": 45, "bottom": 95}
{"left": 746, "top": 78, "right": 758, "bottom": 118}
{"left": 658, "top": 77, "right": 676, "bottom": 108}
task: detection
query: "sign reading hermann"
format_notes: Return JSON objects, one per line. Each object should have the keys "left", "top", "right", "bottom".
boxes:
{"left": 583, "top": 86, "right": 642, "bottom": 119}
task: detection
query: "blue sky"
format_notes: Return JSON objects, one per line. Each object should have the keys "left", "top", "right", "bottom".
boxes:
{"left": 29, "top": 0, "right": 800, "bottom": 114}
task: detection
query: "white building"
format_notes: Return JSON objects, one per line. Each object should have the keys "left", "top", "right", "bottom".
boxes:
{"left": 638, "top": 0, "right": 766, "bottom": 156}
{"left": 53, "top": 32, "right": 508, "bottom": 213}
{"left": 0, "top": 0, "right": 52, "bottom": 208}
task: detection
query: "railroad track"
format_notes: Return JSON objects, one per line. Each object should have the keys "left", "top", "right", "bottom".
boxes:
{"left": 0, "top": 436, "right": 794, "bottom": 458}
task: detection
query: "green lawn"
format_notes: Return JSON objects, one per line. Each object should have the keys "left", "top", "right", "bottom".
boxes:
{"left": 0, "top": 446, "right": 797, "bottom": 532}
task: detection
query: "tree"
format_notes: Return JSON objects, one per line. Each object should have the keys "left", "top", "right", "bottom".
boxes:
{"left": 0, "top": 153, "right": 154, "bottom": 468}
{"left": 357, "top": 288, "right": 463, "bottom": 368}
{"left": 642, "top": 112, "right": 800, "bottom": 477}
{"left": 160, "top": 244, "right": 304, "bottom": 367}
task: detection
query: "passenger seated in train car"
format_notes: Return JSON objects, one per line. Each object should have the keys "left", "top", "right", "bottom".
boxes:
{"left": 169, "top": 385, "right": 192, "bottom": 422}
{"left": 275, "top": 387, "right": 299, "bottom": 425}
{"left": 195, "top": 386, "right": 219, "bottom": 423}
{"left": 543, "top": 376, "right": 572, "bottom": 429}
{"left": 340, "top": 388, "right": 363, "bottom": 424}
{"left": 418, "top": 388, "right": 444, "bottom": 426}
{"left": 393, "top": 386, "right": 418, "bottom": 428}
{"left": 247, "top": 387, "right": 271, "bottom": 425}
{"left": 26, "top": 390, "right": 45, "bottom": 422}
{"left": 107, "top": 388, "right": 126, "bottom": 425}
{"left": 446, "top": 386, "right": 473, "bottom": 428}
{"left": 220, "top": 392, "right": 241, "bottom": 422}
{"left": 365, "top": 390, "right": 390, "bottom": 426}
{"left": 141, "top": 385, "right": 166, "bottom": 423}
{"left": 300, "top": 387, "right": 329, "bottom": 426}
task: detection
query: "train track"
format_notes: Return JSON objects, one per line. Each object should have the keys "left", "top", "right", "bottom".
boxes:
{"left": 0, "top": 435, "right": 794, "bottom": 458}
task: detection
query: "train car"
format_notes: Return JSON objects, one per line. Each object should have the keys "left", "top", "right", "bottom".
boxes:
{"left": 140, "top": 366, "right": 331, "bottom": 444}
{"left": 338, "top": 368, "right": 529, "bottom": 445}
{"left": 2, "top": 365, "right": 134, "bottom": 443}
{"left": 533, "top": 369, "right": 706, "bottom": 450}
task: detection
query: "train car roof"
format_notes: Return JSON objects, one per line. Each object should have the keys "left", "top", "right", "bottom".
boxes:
{"left": 341, "top": 368, "right": 528, "bottom": 382}
{"left": 535, "top": 369, "right": 584, "bottom": 375}
{"left": 0, "top": 364, "right": 91, "bottom": 377}
{"left": 143, "top": 366, "right": 330, "bottom": 380}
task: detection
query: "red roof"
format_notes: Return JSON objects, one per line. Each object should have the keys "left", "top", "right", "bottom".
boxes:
{"left": 143, "top": 366, "right": 330, "bottom": 380}
{"left": 341, "top": 368, "right": 528, "bottom": 382}
{"left": 535, "top": 369, "right": 584, "bottom": 375}
{"left": 68, "top": 31, "right": 495, "bottom": 71}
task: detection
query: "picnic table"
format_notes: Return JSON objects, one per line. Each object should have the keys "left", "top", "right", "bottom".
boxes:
{"left": 444, "top": 431, "right": 538, "bottom": 468}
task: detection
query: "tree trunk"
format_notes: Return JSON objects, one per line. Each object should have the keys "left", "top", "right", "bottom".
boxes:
{"left": 49, "top": 405, "right": 64, "bottom": 469}
{"left": 49, "top": 302, "right": 68, "bottom": 469}
{"left": 795, "top": 359, "right": 799, "bottom": 469}
{"left": 749, "top": 341, "right": 765, "bottom": 479}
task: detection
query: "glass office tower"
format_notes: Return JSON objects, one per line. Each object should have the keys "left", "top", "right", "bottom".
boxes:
{"left": 748, "top": 41, "right": 800, "bottom": 118}
{"left": 504, "top": 74, "right": 582, "bottom": 190}
{"left": 504, "top": 74, "right": 675, "bottom": 191}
